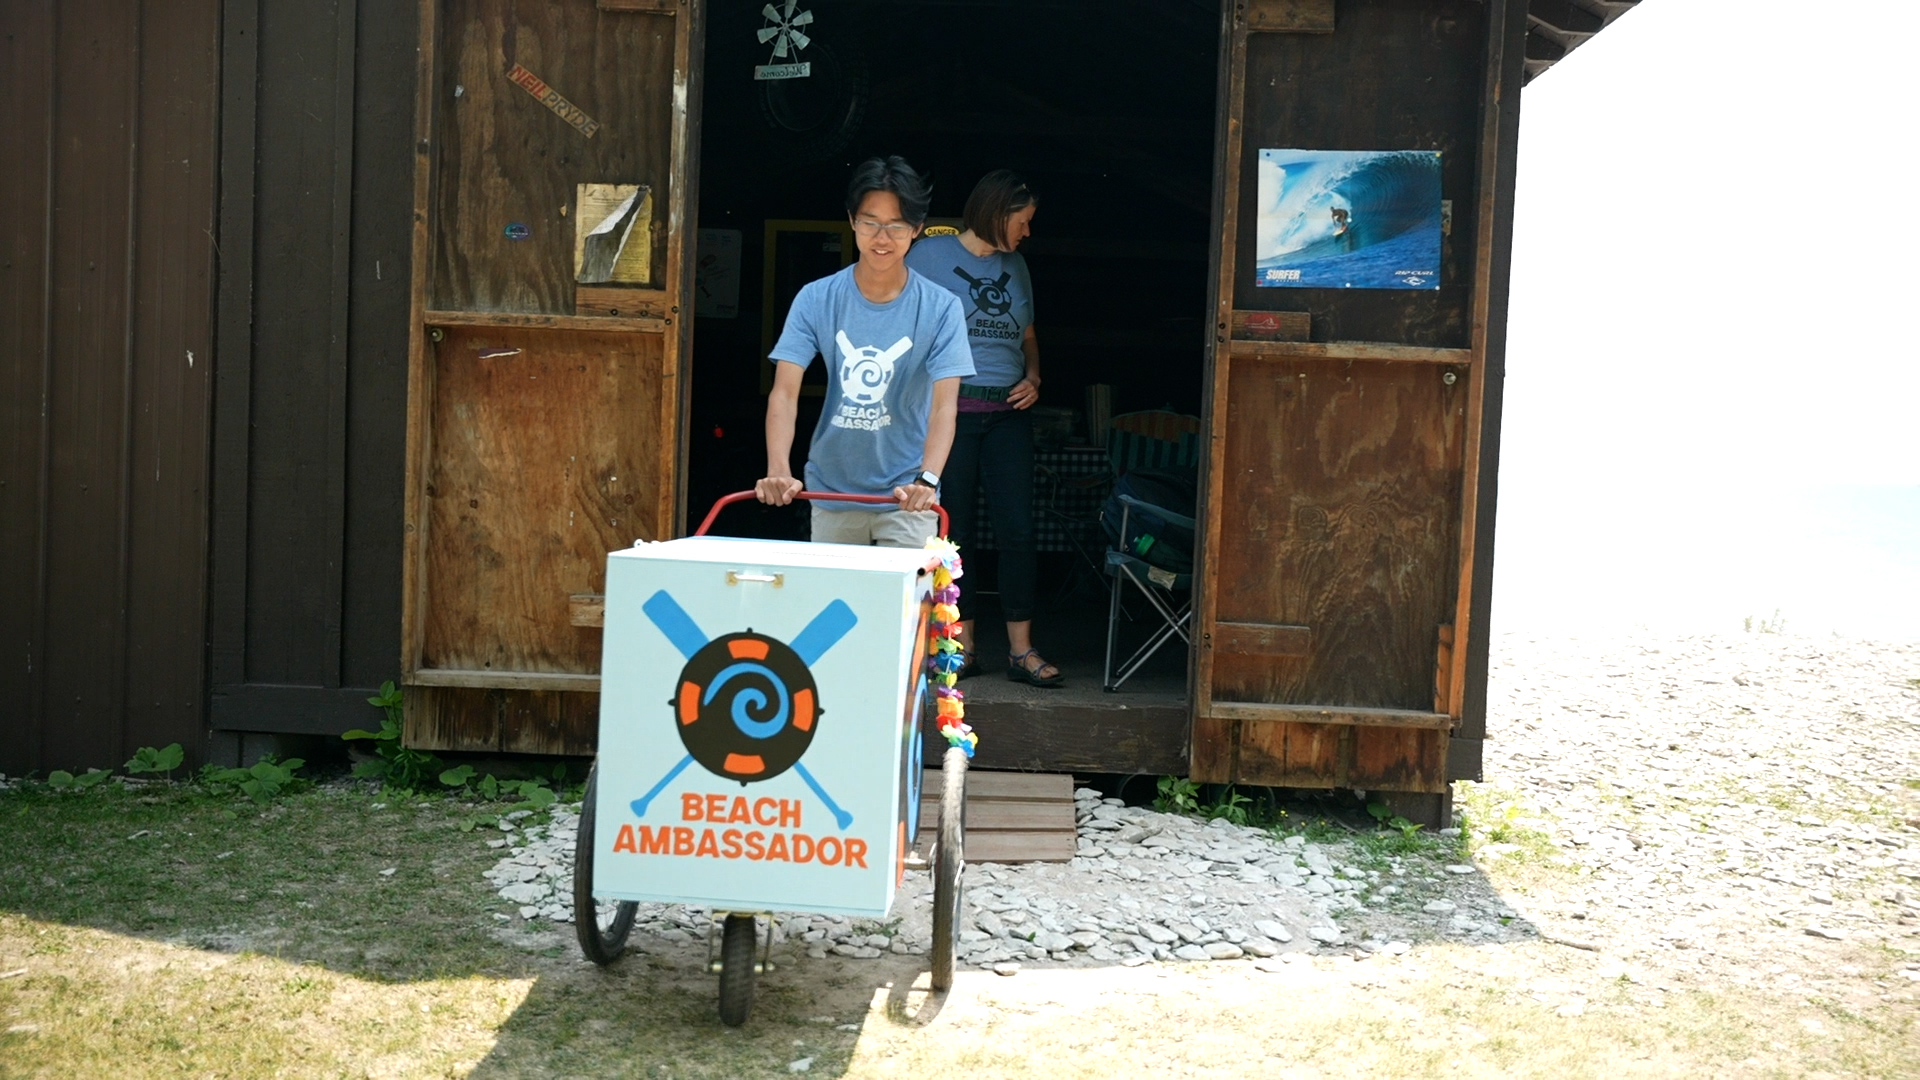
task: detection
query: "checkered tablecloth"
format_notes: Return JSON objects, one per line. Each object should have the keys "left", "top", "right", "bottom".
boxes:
{"left": 967, "top": 445, "right": 1112, "bottom": 553}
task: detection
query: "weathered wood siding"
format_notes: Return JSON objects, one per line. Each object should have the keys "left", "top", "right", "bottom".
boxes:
{"left": 1192, "top": 0, "right": 1525, "bottom": 804}
{"left": 400, "top": 0, "right": 705, "bottom": 754}
{"left": 207, "top": 0, "right": 419, "bottom": 737}
{"left": 0, "top": 0, "right": 221, "bottom": 773}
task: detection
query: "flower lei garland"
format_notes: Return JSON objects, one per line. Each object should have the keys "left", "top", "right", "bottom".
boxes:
{"left": 923, "top": 536, "right": 976, "bottom": 757}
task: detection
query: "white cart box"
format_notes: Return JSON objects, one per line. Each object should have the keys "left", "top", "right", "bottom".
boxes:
{"left": 593, "top": 536, "right": 935, "bottom": 918}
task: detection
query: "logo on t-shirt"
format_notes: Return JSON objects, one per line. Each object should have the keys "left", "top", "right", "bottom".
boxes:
{"left": 832, "top": 330, "right": 911, "bottom": 431}
{"left": 952, "top": 267, "right": 1014, "bottom": 319}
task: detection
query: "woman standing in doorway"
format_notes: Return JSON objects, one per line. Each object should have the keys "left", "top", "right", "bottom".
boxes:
{"left": 904, "top": 170, "right": 1061, "bottom": 686}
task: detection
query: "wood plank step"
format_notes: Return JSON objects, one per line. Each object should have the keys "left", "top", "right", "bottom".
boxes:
{"left": 915, "top": 800, "right": 1068, "bottom": 831}
{"left": 939, "top": 830, "right": 1078, "bottom": 864}
{"left": 934, "top": 769, "right": 1073, "bottom": 800}
{"left": 912, "top": 768, "right": 1077, "bottom": 864}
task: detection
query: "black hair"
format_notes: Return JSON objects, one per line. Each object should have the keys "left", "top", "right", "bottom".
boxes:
{"left": 960, "top": 170, "right": 1038, "bottom": 251}
{"left": 844, "top": 156, "right": 933, "bottom": 225}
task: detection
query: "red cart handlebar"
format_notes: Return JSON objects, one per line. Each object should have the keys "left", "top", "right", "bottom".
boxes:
{"left": 693, "top": 490, "right": 951, "bottom": 539}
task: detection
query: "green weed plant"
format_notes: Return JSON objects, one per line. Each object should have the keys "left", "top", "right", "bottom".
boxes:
{"left": 342, "top": 681, "right": 445, "bottom": 790}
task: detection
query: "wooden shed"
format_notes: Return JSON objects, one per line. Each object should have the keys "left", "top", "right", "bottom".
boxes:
{"left": 2, "top": 0, "right": 1640, "bottom": 826}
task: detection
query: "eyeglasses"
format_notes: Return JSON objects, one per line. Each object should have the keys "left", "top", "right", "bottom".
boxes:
{"left": 851, "top": 219, "right": 916, "bottom": 239}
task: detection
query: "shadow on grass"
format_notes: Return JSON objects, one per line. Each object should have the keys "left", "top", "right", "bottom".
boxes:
{"left": 466, "top": 938, "right": 950, "bottom": 1078}
{"left": 0, "top": 778, "right": 532, "bottom": 984}
{"left": 0, "top": 772, "right": 1559, "bottom": 1078}
{"left": 0, "top": 777, "right": 950, "bottom": 1077}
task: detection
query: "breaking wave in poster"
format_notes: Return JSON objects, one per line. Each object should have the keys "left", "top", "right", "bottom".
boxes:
{"left": 1254, "top": 149, "right": 1442, "bottom": 289}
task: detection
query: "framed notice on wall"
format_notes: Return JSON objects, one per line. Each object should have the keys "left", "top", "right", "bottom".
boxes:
{"left": 760, "top": 220, "right": 855, "bottom": 396}
{"left": 694, "top": 228, "right": 742, "bottom": 318}
{"left": 1253, "top": 149, "right": 1442, "bottom": 290}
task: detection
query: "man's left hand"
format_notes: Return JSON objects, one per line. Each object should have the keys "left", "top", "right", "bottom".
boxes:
{"left": 893, "top": 484, "right": 939, "bottom": 513}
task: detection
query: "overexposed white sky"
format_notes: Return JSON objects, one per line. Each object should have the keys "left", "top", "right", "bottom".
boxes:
{"left": 1493, "top": 0, "right": 1920, "bottom": 639}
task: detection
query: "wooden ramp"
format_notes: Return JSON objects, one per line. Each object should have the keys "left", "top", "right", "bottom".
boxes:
{"left": 914, "top": 769, "right": 1077, "bottom": 864}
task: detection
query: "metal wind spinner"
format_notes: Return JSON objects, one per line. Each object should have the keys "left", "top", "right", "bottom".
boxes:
{"left": 757, "top": 2, "right": 814, "bottom": 59}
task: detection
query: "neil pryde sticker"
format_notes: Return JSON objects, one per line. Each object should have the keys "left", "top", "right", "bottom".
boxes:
{"left": 506, "top": 63, "right": 600, "bottom": 138}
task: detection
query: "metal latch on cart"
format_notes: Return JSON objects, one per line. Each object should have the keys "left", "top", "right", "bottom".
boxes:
{"left": 726, "top": 571, "right": 784, "bottom": 587}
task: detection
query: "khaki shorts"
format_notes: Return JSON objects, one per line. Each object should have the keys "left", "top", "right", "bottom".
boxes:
{"left": 810, "top": 505, "right": 938, "bottom": 549}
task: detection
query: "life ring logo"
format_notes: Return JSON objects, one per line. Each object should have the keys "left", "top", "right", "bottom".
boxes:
{"left": 953, "top": 267, "right": 1014, "bottom": 319}
{"left": 629, "top": 590, "right": 859, "bottom": 829}
{"left": 674, "top": 630, "right": 817, "bottom": 782}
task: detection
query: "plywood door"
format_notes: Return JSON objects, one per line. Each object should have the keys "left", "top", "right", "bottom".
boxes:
{"left": 402, "top": 0, "right": 704, "bottom": 753}
{"left": 1192, "top": 0, "right": 1523, "bottom": 794}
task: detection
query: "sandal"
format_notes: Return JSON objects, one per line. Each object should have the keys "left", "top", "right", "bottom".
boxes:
{"left": 957, "top": 649, "right": 981, "bottom": 680}
{"left": 1006, "top": 649, "right": 1065, "bottom": 688}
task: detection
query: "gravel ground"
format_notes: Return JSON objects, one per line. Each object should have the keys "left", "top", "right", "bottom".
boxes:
{"left": 481, "top": 630, "right": 1920, "bottom": 999}
{"left": 1451, "top": 630, "right": 1920, "bottom": 999}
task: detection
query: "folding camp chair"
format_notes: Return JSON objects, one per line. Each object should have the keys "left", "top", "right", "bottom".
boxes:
{"left": 1105, "top": 409, "right": 1202, "bottom": 476}
{"left": 1102, "top": 493, "right": 1194, "bottom": 692}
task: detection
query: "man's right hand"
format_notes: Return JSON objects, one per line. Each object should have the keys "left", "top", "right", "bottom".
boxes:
{"left": 756, "top": 476, "right": 804, "bottom": 505}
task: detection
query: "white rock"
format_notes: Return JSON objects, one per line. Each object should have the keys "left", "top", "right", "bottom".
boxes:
{"left": 1139, "top": 923, "right": 1179, "bottom": 945}
{"left": 499, "top": 882, "right": 546, "bottom": 904}
{"left": 1204, "top": 942, "right": 1244, "bottom": 960}
{"left": 1423, "top": 900, "right": 1457, "bottom": 914}
{"left": 789, "top": 1057, "right": 814, "bottom": 1073}
{"left": 1173, "top": 944, "right": 1209, "bottom": 961}
{"left": 1255, "top": 920, "right": 1294, "bottom": 943}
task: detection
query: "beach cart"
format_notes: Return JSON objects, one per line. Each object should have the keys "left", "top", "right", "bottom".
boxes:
{"left": 572, "top": 492, "right": 968, "bottom": 1025}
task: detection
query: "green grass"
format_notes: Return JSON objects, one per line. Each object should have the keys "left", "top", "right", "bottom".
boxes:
{"left": 0, "top": 778, "right": 879, "bottom": 1078}
{"left": 0, "top": 779, "right": 511, "bottom": 978}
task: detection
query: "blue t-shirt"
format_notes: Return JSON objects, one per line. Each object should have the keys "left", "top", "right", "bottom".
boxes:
{"left": 770, "top": 265, "right": 973, "bottom": 505}
{"left": 903, "top": 234, "right": 1034, "bottom": 388}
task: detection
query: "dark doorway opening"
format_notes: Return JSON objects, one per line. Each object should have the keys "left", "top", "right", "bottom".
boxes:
{"left": 687, "top": 0, "right": 1219, "bottom": 766}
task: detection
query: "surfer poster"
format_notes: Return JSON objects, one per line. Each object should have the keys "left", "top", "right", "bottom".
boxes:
{"left": 1254, "top": 149, "right": 1442, "bottom": 290}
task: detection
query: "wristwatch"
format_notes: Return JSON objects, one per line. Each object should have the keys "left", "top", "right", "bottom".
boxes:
{"left": 913, "top": 470, "right": 940, "bottom": 488}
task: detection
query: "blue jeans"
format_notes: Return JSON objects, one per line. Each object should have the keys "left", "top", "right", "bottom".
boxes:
{"left": 942, "top": 410, "right": 1036, "bottom": 623}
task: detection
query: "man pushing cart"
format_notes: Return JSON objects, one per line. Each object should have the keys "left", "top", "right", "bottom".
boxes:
{"left": 570, "top": 156, "right": 978, "bottom": 1025}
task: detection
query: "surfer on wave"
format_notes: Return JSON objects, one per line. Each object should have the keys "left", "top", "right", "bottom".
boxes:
{"left": 1331, "top": 207, "right": 1357, "bottom": 253}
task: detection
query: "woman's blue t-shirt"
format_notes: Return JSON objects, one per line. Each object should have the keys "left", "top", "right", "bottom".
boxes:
{"left": 769, "top": 265, "right": 973, "bottom": 504}
{"left": 903, "top": 234, "right": 1034, "bottom": 389}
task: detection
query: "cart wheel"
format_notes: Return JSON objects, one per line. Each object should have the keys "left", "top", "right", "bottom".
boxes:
{"left": 931, "top": 745, "right": 968, "bottom": 991}
{"left": 717, "top": 913, "right": 758, "bottom": 1027}
{"left": 573, "top": 764, "right": 638, "bottom": 965}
